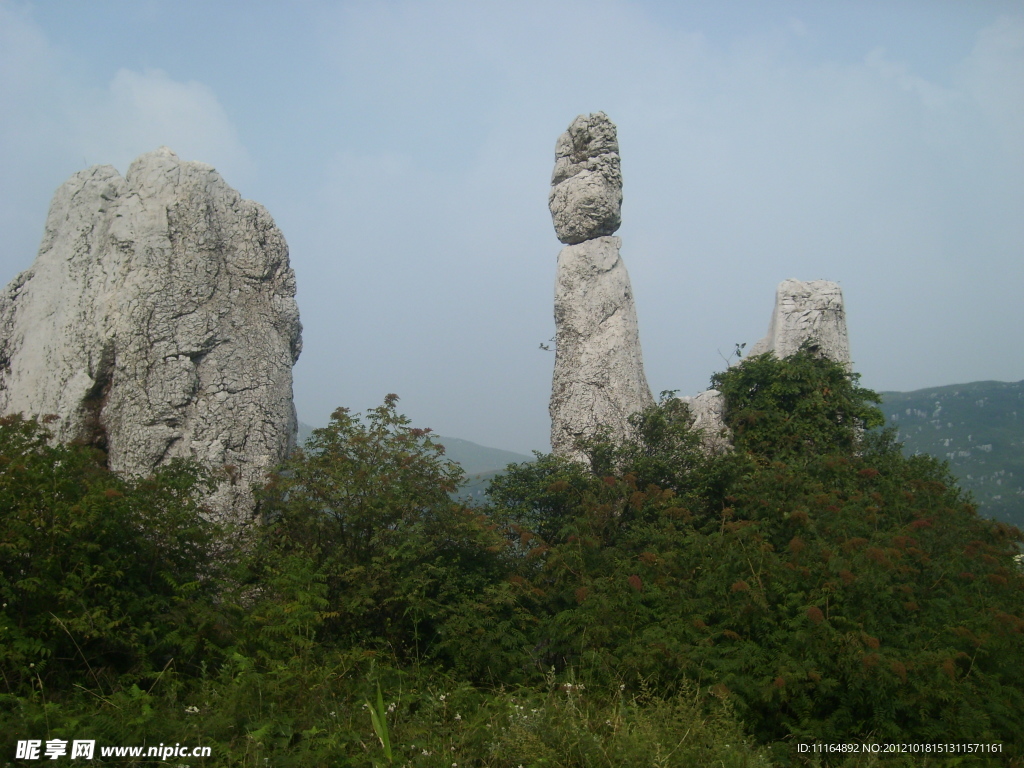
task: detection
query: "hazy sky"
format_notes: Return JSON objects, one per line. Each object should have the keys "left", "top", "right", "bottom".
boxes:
{"left": 1, "top": 0, "right": 1022, "bottom": 454}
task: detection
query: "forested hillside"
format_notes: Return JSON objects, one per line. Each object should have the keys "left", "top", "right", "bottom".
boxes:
{"left": 880, "top": 381, "right": 1024, "bottom": 528}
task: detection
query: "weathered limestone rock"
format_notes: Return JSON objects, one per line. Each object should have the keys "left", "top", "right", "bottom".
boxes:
{"left": 0, "top": 147, "right": 302, "bottom": 524}
{"left": 677, "top": 389, "right": 731, "bottom": 454}
{"left": 549, "top": 112, "right": 622, "bottom": 245}
{"left": 749, "top": 279, "right": 850, "bottom": 365}
{"left": 549, "top": 113, "right": 653, "bottom": 461}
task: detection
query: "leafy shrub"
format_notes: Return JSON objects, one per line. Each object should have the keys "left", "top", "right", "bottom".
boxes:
{"left": 370, "top": 674, "right": 773, "bottom": 768}
{"left": 0, "top": 415, "right": 221, "bottom": 696}
{"left": 711, "top": 346, "right": 884, "bottom": 460}
{"left": 253, "top": 395, "right": 507, "bottom": 662}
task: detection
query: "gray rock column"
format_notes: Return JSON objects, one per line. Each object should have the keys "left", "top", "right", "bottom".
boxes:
{"left": 0, "top": 147, "right": 302, "bottom": 525}
{"left": 548, "top": 113, "right": 653, "bottom": 461}
{"left": 749, "top": 278, "right": 851, "bottom": 365}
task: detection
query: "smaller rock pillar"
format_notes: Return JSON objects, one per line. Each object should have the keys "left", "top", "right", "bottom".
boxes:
{"left": 749, "top": 279, "right": 851, "bottom": 365}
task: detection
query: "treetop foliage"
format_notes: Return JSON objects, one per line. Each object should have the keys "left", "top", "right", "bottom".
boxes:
{"left": 712, "top": 345, "right": 885, "bottom": 460}
{"left": 252, "top": 394, "right": 505, "bottom": 660}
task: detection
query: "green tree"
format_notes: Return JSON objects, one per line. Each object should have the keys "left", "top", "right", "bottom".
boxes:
{"left": 253, "top": 395, "right": 507, "bottom": 661}
{"left": 711, "top": 345, "right": 884, "bottom": 460}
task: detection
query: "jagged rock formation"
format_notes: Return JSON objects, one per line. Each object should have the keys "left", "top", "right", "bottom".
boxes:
{"left": 749, "top": 279, "right": 850, "bottom": 365}
{"left": 549, "top": 113, "right": 654, "bottom": 461}
{"left": 0, "top": 147, "right": 302, "bottom": 524}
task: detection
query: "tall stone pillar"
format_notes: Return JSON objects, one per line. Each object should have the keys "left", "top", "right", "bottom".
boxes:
{"left": 548, "top": 113, "right": 654, "bottom": 461}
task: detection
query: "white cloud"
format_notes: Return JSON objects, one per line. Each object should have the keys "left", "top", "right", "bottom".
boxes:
{"left": 296, "top": 2, "right": 1024, "bottom": 430}
{"left": 864, "top": 47, "right": 959, "bottom": 110}
{"left": 0, "top": 2, "right": 77, "bottom": 269}
{"left": 957, "top": 15, "right": 1024, "bottom": 162}
{"left": 0, "top": 2, "right": 59, "bottom": 102}
{"left": 76, "top": 68, "right": 253, "bottom": 183}
{"left": 0, "top": 2, "right": 250, "bottom": 275}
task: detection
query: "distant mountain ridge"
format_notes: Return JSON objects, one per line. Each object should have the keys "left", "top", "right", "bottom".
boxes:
{"left": 879, "top": 380, "right": 1024, "bottom": 528}
{"left": 428, "top": 436, "right": 534, "bottom": 477}
{"left": 295, "top": 420, "right": 532, "bottom": 480}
